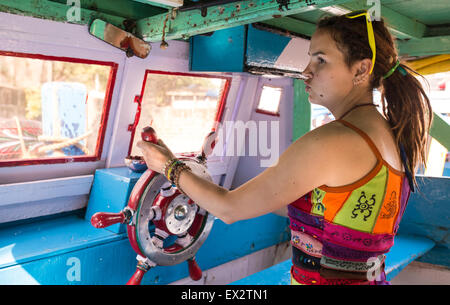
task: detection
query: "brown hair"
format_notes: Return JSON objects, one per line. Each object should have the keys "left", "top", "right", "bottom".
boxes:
{"left": 316, "top": 14, "right": 433, "bottom": 190}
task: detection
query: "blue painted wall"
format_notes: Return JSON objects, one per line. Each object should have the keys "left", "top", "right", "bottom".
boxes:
{"left": 397, "top": 176, "right": 450, "bottom": 267}
{"left": 0, "top": 167, "right": 290, "bottom": 284}
{"left": 189, "top": 24, "right": 293, "bottom": 72}
{"left": 190, "top": 26, "right": 246, "bottom": 72}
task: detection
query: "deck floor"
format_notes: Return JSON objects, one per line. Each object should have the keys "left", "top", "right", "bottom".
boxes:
{"left": 391, "top": 261, "right": 450, "bottom": 285}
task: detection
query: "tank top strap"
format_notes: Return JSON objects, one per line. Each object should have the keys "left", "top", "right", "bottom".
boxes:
{"left": 336, "top": 118, "right": 383, "bottom": 161}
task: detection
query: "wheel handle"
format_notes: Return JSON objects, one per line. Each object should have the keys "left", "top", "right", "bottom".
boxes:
{"left": 141, "top": 126, "right": 158, "bottom": 144}
{"left": 90, "top": 210, "right": 131, "bottom": 228}
{"left": 188, "top": 257, "right": 202, "bottom": 281}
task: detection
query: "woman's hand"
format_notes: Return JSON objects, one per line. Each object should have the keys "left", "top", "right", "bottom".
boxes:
{"left": 136, "top": 139, "right": 176, "bottom": 175}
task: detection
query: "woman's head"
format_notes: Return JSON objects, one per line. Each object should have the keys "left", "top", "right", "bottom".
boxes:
{"left": 306, "top": 12, "right": 433, "bottom": 189}
{"left": 302, "top": 29, "right": 365, "bottom": 109}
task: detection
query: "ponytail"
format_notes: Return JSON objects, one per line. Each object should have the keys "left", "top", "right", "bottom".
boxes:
{"left": 381, "top": 63, "right": 433, "bottom": 191}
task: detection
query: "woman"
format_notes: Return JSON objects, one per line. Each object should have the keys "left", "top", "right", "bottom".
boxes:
{"left": 137, "top": 11, "right": 433, "bottom": 285}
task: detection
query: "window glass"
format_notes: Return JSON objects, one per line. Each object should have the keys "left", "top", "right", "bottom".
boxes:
{"left": 256, "top": 86, "right": 282, "bottom": 115}
{"left": 310, "top": 104, "right": 334, "bottom": 130}
{"left": 0, "top": 53, "right": 114, "bottom": 166}
{"left": 418, "top": 71, "right": 450, "bottom": 177}
{"left": 129, "top": 72, "right": 229, "bottom": 155}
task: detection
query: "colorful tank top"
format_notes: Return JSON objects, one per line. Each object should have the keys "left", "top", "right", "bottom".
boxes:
{"left": 288, "top": 119, "right": 413, "bottom": 285}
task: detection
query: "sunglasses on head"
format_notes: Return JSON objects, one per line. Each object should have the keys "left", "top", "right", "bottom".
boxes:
{"left": 344, "top": 10, "right": 376, "bottom": 74}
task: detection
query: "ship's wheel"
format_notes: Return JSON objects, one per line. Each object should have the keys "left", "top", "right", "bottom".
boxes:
{"left": 90, "top": 127, "right": 217, "bottom": 284}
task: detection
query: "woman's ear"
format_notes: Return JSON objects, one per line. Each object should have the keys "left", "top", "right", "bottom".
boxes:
{"left": 352, "top": 58, "right": 372, "bottom": 85}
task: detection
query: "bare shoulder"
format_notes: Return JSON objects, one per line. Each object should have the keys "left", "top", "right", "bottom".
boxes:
{"left": 287, "top": 120, "right": 361, "bottom": 184}
{"left": 289, "top": 120, "right": 379, "bottom": 187}
{"left": 291, "top": 119, "right": 357, "bottom": 154}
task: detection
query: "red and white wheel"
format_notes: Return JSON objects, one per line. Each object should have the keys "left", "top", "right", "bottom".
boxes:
{"left": 90, "top": 126, "right": 217, "bottom": 284}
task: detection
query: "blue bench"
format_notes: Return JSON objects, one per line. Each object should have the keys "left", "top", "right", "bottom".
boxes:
{"left": 230, "top": 234, "right": 436, "bottom": 285}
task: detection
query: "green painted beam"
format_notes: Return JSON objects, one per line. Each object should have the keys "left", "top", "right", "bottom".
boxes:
{"left": 292, "top": 79, "right": 311, "bottom": 141}
{"left": 336, "top": 0, "right": 427, "bottom": 40}
{"left": 430, "top": 112, "right": 450, "bottom": 151}
{"left": 0, "top": 0, "right": 126, "bottom": 28}
{"left": 136, "top": 0, "right": 353, "bottom": 42}
{"left": 397, "top": 35, "right": 450, "bottom": 57}
{"left": 260, "top": 16, "right": 316, "bottom": 37}
{"left": 48, "top": 0, "right": 166, "bottom": 20}
{"left": 425, "top": 25, "right": 450, "bottom": 38}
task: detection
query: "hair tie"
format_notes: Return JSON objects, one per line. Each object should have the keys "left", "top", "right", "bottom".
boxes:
{"left": 383, "top": 60, "right": 407, "bottom": 79}
{"left": 383, "top": 60, "right": 400, "bottom": 79}
{"left": 398, "top": 65, "right": 407, "bottom": 76}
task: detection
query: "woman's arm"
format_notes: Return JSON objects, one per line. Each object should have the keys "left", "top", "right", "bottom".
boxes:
{"left": 174, "top": 122, "right": 344, "bottom": 224}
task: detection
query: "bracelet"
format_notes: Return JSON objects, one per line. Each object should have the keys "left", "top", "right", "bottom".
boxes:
{"left": 172, "top": 163, "right": 191, "bottom": 195}
{"left": 163, "top": 158, "right": 177, "bottom": 178}
{"left": 172, "top": 163, "right": 190, "bottom": 186}
{"left": 167, "top": 160, "right": 182, "bottom": 183}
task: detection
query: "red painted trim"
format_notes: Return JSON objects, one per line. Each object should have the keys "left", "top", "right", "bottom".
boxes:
{"left": 0, "top": 50, "right": 118, "bottom": 167}
{"left": 128, "top": 70, "right": 232, "bottom": 155}
{"left": 214, "top": 76, "right": 231, "bottom": 128}
{"left": 255, "top": 108, "right": 280, "bottom": 117}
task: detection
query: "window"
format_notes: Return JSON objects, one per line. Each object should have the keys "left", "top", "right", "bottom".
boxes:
{"left": 417, "top": 71, "right": 450, "bottom": 177}
{"left": 0, "top": 51, "right": 117, "bottom": 167}
{"left": 128, "top": 71, "right": 230, "bottom": 156}
{"left": 310, "top": 104, "right": 335, "bottom": 130}
{"left": 256, "top": 86, "right": 282, "bottom": 116}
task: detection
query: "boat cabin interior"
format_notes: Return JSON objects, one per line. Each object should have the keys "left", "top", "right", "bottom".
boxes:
{"left": 0, "top": 0, "right": 449, "bottom": 286}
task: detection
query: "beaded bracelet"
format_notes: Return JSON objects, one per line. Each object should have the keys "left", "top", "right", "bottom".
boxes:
{"left": 163, "top": 158, "right": 177, "bottom": 179}
{"left": 172, "top": 163, "right": 191, "bottom": 195}
{"left": 167, "top": 160, "right": 183, "bottom": 183}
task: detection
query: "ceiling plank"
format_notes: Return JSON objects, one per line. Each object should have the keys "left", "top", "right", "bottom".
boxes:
{"left": 260, "top": 16, "right": 317, "bottom": 37}
{"left": 136, "top": 0, "right": 354, "bottom": 42}
{"left": 0, "top": 0, "right": 126, "bottom": 28}
{"left": 397, "top": 35, "right": 450, "bottom": 57}
{"left": 336, "top": 0, "right": 427, "bottom": 40}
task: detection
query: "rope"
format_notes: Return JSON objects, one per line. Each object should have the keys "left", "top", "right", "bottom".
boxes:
{"left": 37, "top": 130, "right": 93, "bottom": 154}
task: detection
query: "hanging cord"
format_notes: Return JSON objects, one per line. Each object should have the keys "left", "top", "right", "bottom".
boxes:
{"left": 160, "top": 8, "right": 178, "bottom": 49}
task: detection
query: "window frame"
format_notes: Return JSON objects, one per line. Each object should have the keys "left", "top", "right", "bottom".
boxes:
{"left": 127, "top": 69, "right": 232, "bottom": 156}
{"left": 0, "top": 50, "right": 118, "bottom": 168}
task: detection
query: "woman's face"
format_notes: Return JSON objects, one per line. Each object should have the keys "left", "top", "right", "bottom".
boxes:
{"left": 303, "top": 29, "right": 356, "bottom": 108}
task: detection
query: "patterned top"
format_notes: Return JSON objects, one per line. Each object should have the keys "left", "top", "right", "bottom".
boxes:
{"left": 289, "top": 119, "right": 413, "bottom": 285}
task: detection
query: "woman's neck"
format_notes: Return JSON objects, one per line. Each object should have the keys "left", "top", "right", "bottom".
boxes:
{"left": 329, "top": 88, "right": 374, "bottom": 120}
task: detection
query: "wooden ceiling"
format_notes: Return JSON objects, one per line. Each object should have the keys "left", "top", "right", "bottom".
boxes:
{"left": 0, "top": 0, "right": 449, "bottom": 58}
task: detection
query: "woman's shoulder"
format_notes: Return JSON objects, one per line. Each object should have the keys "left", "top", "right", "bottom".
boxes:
{"left": 314, "top": 117, "right": 404, "bottom": 180}
{"left": 305, "top": 119, "right": 359, "bottom": 141}
{"left": 300, "top": 118, "right": 382, "bottom": 187}
{"left": 293, "top": 119, "right": 370, "bottom": 167}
